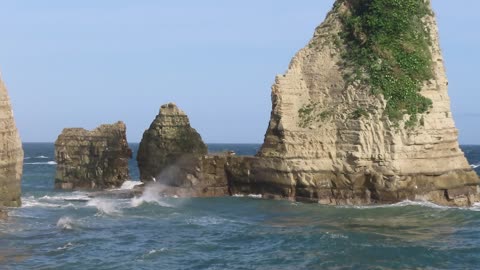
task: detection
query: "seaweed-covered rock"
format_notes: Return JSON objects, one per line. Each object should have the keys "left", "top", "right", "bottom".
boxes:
{"left": 0, "top": 74, "right": 23, "bottom": 207}
{"left": 55, "top": 121, "right": 132, "bottom": 190}
{"left": 137, "top": 103, "right": 207, "bottom": 182}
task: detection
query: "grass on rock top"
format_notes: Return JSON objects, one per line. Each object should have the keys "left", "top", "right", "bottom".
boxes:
{"left": 337, "top": 0, "right": 434, "bottom": 127}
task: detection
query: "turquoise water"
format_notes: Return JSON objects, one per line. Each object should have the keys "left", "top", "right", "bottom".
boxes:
{"left": 1, "top": 143, "right": 480, "bottom": 269}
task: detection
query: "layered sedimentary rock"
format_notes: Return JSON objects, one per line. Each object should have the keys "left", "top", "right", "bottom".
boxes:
{"left": 252, "top": 0, "right": 479, "bottom": 206}
{"left": 137, "top": 103, "right": 208, "bottom": 181}
{"left": 55, "top": 121, "right": 132, "bottom": 190}
{"left": 0, "top": 75, "right": 23, "bottom": 207}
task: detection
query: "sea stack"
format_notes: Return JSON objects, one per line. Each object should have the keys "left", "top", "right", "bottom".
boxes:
{"left": 55, "top": 121, "right": 132, "bottom": 190}
{"left": 137, "top": 103, "right": 208, "bottom": 182}
{"left": 254, "top": 0, "right": 479, "bottom": 206}
{"left": 0, "top": 74, "right": 23, "bottom": 207}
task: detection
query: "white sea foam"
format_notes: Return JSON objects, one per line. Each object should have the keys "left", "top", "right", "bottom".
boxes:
{"left": 24, "top": 161, "right": 57, "bottom": 165}
{"left": 470, "top": 203, "right": 480, "bottom": 212}
{"left": 140, "top": 248, "right": 167, "bottom": 260}
{"left": 187, "top": 216, "right": 227, "bottom": 226}
{"left": 339, "top": 200, "right": 454, "bottom": 210}
{"left": 470, "top": 163, "right": 480, "bottom": 169}
{"left": 232, "top": 194, "right": 263, "bottom": 199}
{"left": 118, "top": 180, "right": 142, "bottom": 190}
{"left": 87, "top": 198, "right": 122, "bottom": 215}
{"left": 39, "top": 193, "right": 90, "bottom": 202}
{"left": 131, "top": 183, "right": 172, "bottom": 208}
{"left": 36, "top": 156, "right": 49, "bottom": 159}
{"left": 57, "top": 242, "right": 74, "bottom": 250}
{"left": 148, "top": 248, "right": 166, "bottom": 255}
{"left": 56, "top": 217, "right": 74, "bottom": 230}
{"left": 22, "top": 196, "right": 61, "bottom": 208}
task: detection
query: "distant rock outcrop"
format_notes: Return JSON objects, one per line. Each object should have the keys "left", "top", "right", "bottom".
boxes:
{"left": 0, "top": 74, "right": 23, "bottom": 207}
{"left": 55, "top": 121, "right": 132, "bottom": 190}
{"left": 137, "top": 103, "right": 208, "bottom": 182}
{"left": 253, "top": 0, "right": 479, "bottom": 206}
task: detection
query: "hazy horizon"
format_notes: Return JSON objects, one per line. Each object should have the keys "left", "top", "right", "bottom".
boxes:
{"left": 2, "top": 0, "right": 479, "bottom": 144}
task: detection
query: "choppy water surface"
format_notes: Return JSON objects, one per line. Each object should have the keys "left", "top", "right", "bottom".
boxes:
{"left": 1, "top": 143, "right": 480, "bottom": 269}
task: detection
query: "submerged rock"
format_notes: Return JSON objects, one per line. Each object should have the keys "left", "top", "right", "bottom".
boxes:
{"left": 0, "top": 74, "right": 23, "bottom": 207}
{"left": 137, "top": 103, "right": 208, "bottom": 182}
{"left": 252, "top": 0, "right": 479, "bottom": 206}
{"left": 55, "top": 121, "right": 132, "bottom": 190}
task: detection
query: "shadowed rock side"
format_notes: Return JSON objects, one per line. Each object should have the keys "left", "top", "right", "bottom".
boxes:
{"left": 137, "top": 103, "right": 208, "bottom": 182}
{"left": 55, "top": 121, "right": 132, "bottom": 190}
{"left": 252, "top": 0, "right": 479, "bottom": 206}
{"left": 0, "top": 75, "right": 23, "bottom": 207}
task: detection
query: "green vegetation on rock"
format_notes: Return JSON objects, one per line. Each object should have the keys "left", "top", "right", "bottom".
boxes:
{"left": 298, "top": 102, "right": 332, "bottom": 128}
{"left": 337, "top": 0, "right": 434, "bottom": 126}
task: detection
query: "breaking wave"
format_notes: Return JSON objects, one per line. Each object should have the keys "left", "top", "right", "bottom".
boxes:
{"left": 118, "top": 180, "right": 142, "bottom": 190}
{"left": 22, "top": 196, "right": 63, "bottom": 208}
{"left": 87, "top": 198, "right": 123, "bottom": 216}
{"left": 56, "top": 217, "right": 74, "bottom": 230}
{"left": 131, "top": 183, "right": 172, "bottom": 208}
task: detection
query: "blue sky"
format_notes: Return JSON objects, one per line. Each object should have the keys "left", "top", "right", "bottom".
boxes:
{"left": 0, "top": 1, "right": 479, "bottom": 143}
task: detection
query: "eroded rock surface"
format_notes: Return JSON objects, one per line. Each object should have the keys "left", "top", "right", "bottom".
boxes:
{"left": 0, "top": 75, "right": 23, "bottom": 207}
{"left": 137, "top": 103, "right": 207, "bottom": 181}
{"left": 55, "top": 121, "right": 132, "bottom": 190}
{"left": 253, "top": 0, "right": 479, "bottom": 206}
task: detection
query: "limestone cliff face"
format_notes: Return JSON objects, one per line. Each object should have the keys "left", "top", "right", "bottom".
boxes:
{"left": 255, "top": 0, "right": 479, "bottom": 206}
{"left": 55, "top": 121, "right": 132, "bottom": 190}
{"left": 0, "top": 75, "right": 23, "bottom": 207}
{"left": 137, "top": 103, "right": 208, "bottom": 181}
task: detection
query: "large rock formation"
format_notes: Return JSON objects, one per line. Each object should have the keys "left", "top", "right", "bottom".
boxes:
{"left": 55, "top": 121, "right": 132, "bottom": 190}
{"left": 252, "top": 0, "right": 479, "bottom": 206}
{"left": 137, "top": 103, "right": 208, "bottom": 181}
{"left": 0, "top": 74, "right": 23, "bottom": 207}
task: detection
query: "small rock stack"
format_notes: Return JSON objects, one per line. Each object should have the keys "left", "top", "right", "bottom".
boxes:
{"left": 55, "top": 121, "right": 132, "bottom": 190}
{"left": 137, "top": 103, "right": 208, "bottom": 182}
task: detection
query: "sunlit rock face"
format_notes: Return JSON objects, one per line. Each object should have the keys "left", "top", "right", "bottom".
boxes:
{"left": 55, "top": 121, "right": 132, "bottom": 190}
{"left": 253, "top": 0, "right": 479, "bottom": 206}
{"left": 0, "top": 74, "right": 23, "bottom": 207}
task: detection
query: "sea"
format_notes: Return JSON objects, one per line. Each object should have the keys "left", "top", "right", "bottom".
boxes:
{"left": 1, "top": 143, "right": 480, "bottom": 270}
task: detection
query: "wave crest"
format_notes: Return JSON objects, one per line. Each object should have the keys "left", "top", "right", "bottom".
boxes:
{"left": 131, "top": 183, "right": 172, "bottom": 208}
{"left": 87, "top": 199, "right": 122, "bottom": 215}
{"left": 57, "top": 217, "right": 74, "bottom": 230}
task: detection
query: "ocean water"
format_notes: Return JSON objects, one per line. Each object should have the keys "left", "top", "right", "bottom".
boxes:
{"left": 1, "top": 143, "right": 480, "bottom": 269}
